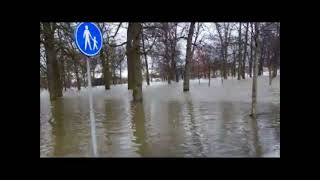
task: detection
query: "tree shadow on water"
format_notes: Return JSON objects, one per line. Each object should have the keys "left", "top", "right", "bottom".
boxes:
{"left": 50, "top": 98, "right": 66, "bottom": 156}
{"left": 249, "top": 115, "right": 262, "bottom": 157}
{"left": 130, "top": 101, "right": 148, "bottom": 157}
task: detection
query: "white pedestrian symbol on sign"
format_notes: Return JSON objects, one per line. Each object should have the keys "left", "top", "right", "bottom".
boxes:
{"left": 83, "top": 25, "right": 93, "bottom": 50}
{"left": 92, "top": 36, "right": 98, "bottom": 50}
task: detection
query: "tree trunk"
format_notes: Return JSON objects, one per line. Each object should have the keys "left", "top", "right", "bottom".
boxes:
{"left": 72, "top": 58, "right": 81, "bottom": 91}
{"left": 223, "top": 47, "right": 228, "bottom": 79}
{"left": 272, "top": 63, "right": 277, "bottom": 78}
{"left": 183, "top": 22, "right": 195, "bottom": 92}
{"left": 151, "top": 59, "right": 154, "bottom": 82}
{"left": 266, "top": 46, "right": 273, "bottom": 86}
{"left": 233, "top": 50, "right": 236, "bottom": 77}
{"left": 251, "top": 23, "right": 260, "bottom": 118}
{"left": 141, "top": 31, "right": 150, "bottom": 86}
{"left": 163, "top": 23, "right": 171, "bottom": 85}
{"left": 66, "top": 61, "right": 71, "bottom": 88}
{"left": 173, "top": 61, "right": 177, "bottom": 83}
{"left": 175, "top": 68, "right": 179, "bottom": 82}
{"left": 126, "top": 23, "right": 134, "bottom": 90}
{"left": 119, "top": 61, "right": 122, "bottom": 84}
{"left": 249, "top": 27, "right": 253, "bottom": 78}
{"left": 92, "top": 68, "right": 95, "bottom": 83}
{"left": 238, "top": 22, "right": 242, "bottom": 80}
{"left": 258, "top": 39, "right": 264, "bottom": 76}
{"left": 198, "top": 61, "right": 200, "bottom": 85}
{"left": 100, "top": 49, "right": 110, "bottom": 90}
{"left": 223, "top": 27, "right": 229, "bottom": 80}
{"left": 59, "top": 57, "right": 66, "bottom": 92}
{"left": 212, "top": 66, "right": 216, "bottom": 79}
{"left": 242, "top": 23, "right": 249, "bottom": 79}
{"left": 268, "top": 65, "right": 272, "bottom": 86}
{"left": 43, "top": 23, "right": 62, "bottom": 100}
{"left": 131, "top": 23, "right": 143, "bottom": 102}
{"left": 208, "top": 63, "right": 211, "bottom": 87}
{"left": 82, "top": 66, "right": 87, "bottom": 88}
{"left": 61, "top": 59, "right": 68, "bottom": 91}
{"left": 112, "top": 68, "right": 116, "bottom": 85}
{"left": 171, "top": 49, "right": 177, "bottom": 83}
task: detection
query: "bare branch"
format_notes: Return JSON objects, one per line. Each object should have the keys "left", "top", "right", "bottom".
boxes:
{"left": 215, "top": 23, "right": 224, "bottom": 43}
{"left": 192, "top": 23, "right": 202, "bottom": 54}
{"left": 110, "top": 22, "right": 122, "bottom": 38}
{"left": 109, "top": 41, "right": 127, "bottom": 47}
{"left": 177, "top": 36, "right": 188, "bottom": 40}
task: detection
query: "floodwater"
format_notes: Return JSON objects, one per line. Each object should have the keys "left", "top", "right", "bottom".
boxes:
{"left": 40, "top": 76, "right": 280, "bottom": 157}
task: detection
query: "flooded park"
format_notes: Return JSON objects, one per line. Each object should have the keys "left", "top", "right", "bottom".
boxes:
{"left": 40, "top": 76, "right": 280, "bottom": 157}
{"left": 40, "top": 22, "right": 280, "bottom": 157}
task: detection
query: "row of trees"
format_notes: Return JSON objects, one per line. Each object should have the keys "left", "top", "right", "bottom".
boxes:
{"left": 40, "top": 22, "right": 280, "bottom": 105}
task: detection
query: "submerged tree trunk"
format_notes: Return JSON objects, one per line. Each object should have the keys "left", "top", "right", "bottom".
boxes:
{"left": 131, "top": 23, "right": 143, "bottom": 102}
{"left": 43, "top": 23, "right": 63, "bottom": 101}
{"left": 183, "top": 22, "right": 195, "bottom": 92}
{"left": 251, "top": 23, "right": 260, "bottom": 118}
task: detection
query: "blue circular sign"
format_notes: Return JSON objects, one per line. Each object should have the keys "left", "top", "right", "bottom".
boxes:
{"left": 75, "top": 22, "right": 103, "bottom": 57}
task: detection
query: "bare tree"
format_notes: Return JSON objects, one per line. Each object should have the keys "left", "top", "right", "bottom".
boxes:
{"left": 99, "top": 23, "right": 125, "bottom": 90}
{"left": 242, "top": 22, "right": 249, "bottom": 79}
{"left": 130, "top": 23, "right": 143, "bottom": 102}
{"left": 251, "top": 22, "right": 260, "bottom": 118}
{"left": 215, "top": 23, "right": 232, "bottom": 79}
{"left": 237, "top": 22, "right": 242, "bottom": 80}
{"left": 140, "top": 24, "right": 158, "bottom": 85}
{"left": 249, "top": 23, "right": 254, "bottom": 78}
{"left": 41, "top": 22, "right": 63, "bottom": 100}
{"left": 126, "top": 23, "right": 134, "bottom": 90}
{"left": 183, "top": 22, "right": 195, "bottom": 92}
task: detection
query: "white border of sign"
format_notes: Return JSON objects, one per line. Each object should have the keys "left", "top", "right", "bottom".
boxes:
{"left": 74, "top": 22, "right": 103, "bottom": 57}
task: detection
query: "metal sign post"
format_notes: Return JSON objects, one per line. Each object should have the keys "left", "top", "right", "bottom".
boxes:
{"left": 86, "top": 56, "right": 98, "bottom": 156}
{"left": 75, "top": 22, "right": 103, "bottom": 157}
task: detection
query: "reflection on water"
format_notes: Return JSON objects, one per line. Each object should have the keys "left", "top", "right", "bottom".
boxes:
{"left": 40, "top": 76, "right": 280, "bottom": 157}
